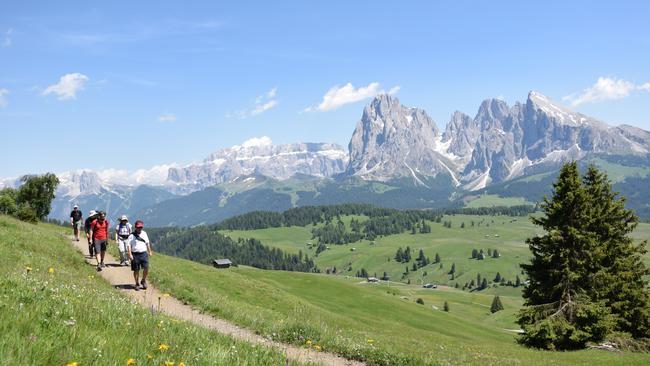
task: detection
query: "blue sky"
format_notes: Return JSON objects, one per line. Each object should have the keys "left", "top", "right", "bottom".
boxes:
{"left": 1, "top": 0, "right": 649, "bottom": 177}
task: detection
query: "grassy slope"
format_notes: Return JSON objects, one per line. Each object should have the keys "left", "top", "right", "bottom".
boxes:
{"left": 464, "top": 195, "right": 534, "bottom": 208}
{"left": 0, "top": 215, "right": 311, "bottom": 366}
{"left": 150, "top": 250, "right": 650, "bottom": 366}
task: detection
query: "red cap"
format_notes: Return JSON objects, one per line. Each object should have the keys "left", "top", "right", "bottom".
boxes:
{"left": 135, "top": 220, "right": 144, "bottom": 228}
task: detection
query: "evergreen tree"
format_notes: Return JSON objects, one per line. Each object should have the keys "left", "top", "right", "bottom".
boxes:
{"left": 493, "top": 249, "right": 500, "bottom": 258}
{"left": 488, "top": 248, "right": 492, "bottom": 256}
{"left": 481, "top": 278, "right": 488, "bottom": 290}
{"left": 443, "top": 301, "right": 449, "bottom": 312}
{"left": 461, "top": 222, "right": 465, "bottom": 228}
{"left": 582, "top": 165, "right": 650, "bottom": 338}
{"left": 491, "top": 295, "right": 505, "bottom": 313}
{"left": 449, "top": 263, "right": 455, "bottom": 275}
{"left": 471, "top": 248, "right": 478, "bottom": 259}
{"left": 394, "top": 247, "right": 404, "bottom": 262}
{"left": 412, "top": 262, "right": 417, "bottom": 271}
{"left": 518, "top": 162, "right": 617, "bottom": 350}
{"left": 404, "top": 246, "right": 412, "bottom": 262}
{"left": 435, "top": 252, "right": 441, "bottom": 263}
{"left": 494, "top": 272, "right": 502, "bottom": 283}
{"left": 515, "top": 275, "right": 521, "bottom": 287}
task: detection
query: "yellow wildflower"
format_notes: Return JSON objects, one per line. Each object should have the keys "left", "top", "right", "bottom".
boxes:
{"left": 313, "top": 345, "right": 321, "bottom": 352}
{"left": 158, "top": 343, "right": 170, "bottom": 351}
{"left": 66, "top": 362, "right": 78, "bottom": 366}
{"left": 88, "top": 275, "right": 94, "bottom": 280}
{"left": 178, "top": 363, "right": 186, "bottom": 366}
{"left": 48, "top": 267, "right": 55, "bottom": 274}
{"left": 127, "top": 358, "right": 136, "bottom": 365}
{"left": 164, "top": 361, "right": 175, "bottom": 366}
{"left": 306, "top": 339, "right": 312, "bottom": 346}
{"left": 367, "top": 338, "right": 374, "bottom": 344}
{"left": 25, "top": 266, "right": 32, "bottom": 273}
{"left": 146, "top": 354, "right": 154, "bottom": 360}
{"left": 163, "top": 293, "right": 171, "bottom": 297}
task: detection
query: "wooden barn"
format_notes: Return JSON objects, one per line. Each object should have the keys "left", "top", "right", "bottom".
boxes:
{"left": 213, "top": 259, "right": 233, "bottom": 269}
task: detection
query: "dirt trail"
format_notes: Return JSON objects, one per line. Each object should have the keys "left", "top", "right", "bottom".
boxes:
{"left": 69, "top": 237, "right": 364, "bottom": 366}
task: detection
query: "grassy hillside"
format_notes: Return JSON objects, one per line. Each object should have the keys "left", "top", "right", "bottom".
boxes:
{"left": 226, "top": 214, "right": 650, "bottom": 288}
{"left": 149, "top": 249, "right": 650, "bottom": 366}
{"left": 0, "top": 215, "right": 310, "bottom": 366}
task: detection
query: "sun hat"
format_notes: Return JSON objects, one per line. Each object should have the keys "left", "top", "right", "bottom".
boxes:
{"left": 134, "top": 220, "right": 144, "bottom": 228}
{"left": 73, "top": 205, "right": 78, "bottom": 208}
{"left": 88, "top": 210, "right": 97, "bottom": 217}
{"left": 120, "top": 215, "right": 128, "bottom": 221}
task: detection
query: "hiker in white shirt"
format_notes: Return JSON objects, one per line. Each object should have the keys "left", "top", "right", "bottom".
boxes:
{"left": 127, "top": 220, "right": 153, "bottom": 291}
{"left": 115, "top": 215, "right": 132, "bottom": 266}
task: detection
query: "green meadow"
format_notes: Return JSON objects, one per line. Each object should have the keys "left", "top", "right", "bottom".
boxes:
{"left": 0, "top": 215, "right": 311, "bottom": 366}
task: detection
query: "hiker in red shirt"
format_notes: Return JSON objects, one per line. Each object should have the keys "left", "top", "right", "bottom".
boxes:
{"left": 89, "top": 211, "right": 110, "bottom": 271}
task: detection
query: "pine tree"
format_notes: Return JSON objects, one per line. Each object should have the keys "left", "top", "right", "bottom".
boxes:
{"left": 515, "top": 275, "right": 521, "bottom": 287}
{"left": 480, "top": 278, "right": 488, "bottom": 290}
{"left": 435, "top": 252, "right": 441, "bottom": 263}
{"left": 494, "top": 272, "right": 502, "bottom": 283}
{"left": 395, "top": 247, "right": 404, "bottom": 262}
{"left": 582, "top": 165, "right": 650, "bottom": 337}
{"left": 471, "top": 248, "right": 478, "bottom": 259}
{"left": 449, "top": 263, "right": 456, "bottom": 275}
{"left": 518, "top": 162, "right": 616, "bottom": 350}
{"left": 491, "top": 295, "right": 504, "bottom": 313}
{"left": 461, "top": 222, "right": 465, "bottom": 228}
{"left": 443, "top": 301, "right": 449, "bottom": 312}
{"left": 488, "top": 248, "right": 492, "bottom": 256}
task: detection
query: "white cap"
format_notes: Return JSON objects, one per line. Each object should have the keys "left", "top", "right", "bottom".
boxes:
{"left": 73, "top": 205, "right": 78, "bottom": 208}
{"left": 120, "top": 215, "right": 128, "bottom": 221}
{"left": 88, "top": 210, "right": 97, "bottom": 216}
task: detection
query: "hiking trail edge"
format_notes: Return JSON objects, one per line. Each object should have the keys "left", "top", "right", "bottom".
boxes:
{"left": 68, "top": 236, "right": 364, "bottom": 366}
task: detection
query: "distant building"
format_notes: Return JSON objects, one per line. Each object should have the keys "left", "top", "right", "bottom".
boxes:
{"left": 367, "top": 277, "right": 379, "bottom": 283}
{"left": 213, "top": 259, "right": 233, "bottom": 269}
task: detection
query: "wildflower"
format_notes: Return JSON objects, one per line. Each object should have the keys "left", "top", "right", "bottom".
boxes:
{"left": 158, "top": 343, "right": 170, "bottom": 351}
{"left": 147, "top": 354, "right": 153, "bottom": 360}
{"left": 313, "top": 345, "right": 321, "bottom": 351}
{"left": 127, "top": 358, "right": 137, "bottom": 365}
{"left": 88, "top": 275, "right": 94, "bottom": 280}
{"left": 178, "top": 363, "right": 186, "bottom": 366}
{"left": 164, "top": 361, "right": 175, "bottom": 366}
{"left": 306, "top": 339, "right": 312, "bottom": 346}
{"left": 25, "top": 266, "right": 32, "bottom": 273}
{"left": 66, "top": 362, "right": 78, "bottom": 366}
{"left": 163, "top": 293, "right": 171, "bottom": 297}
{"left": 48, "top": 267, "right": 55, "bottom": 274}
{"left": 367, "top": 338, "right": 374, "bottom": 344}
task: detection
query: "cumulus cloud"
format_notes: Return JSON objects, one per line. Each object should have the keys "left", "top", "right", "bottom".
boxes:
{"left": 158, "top": 113, "right": 177, "bottom": 122}
{"left": 0, "top": 89, "right": 8, "bottom": 108}
{"left": 563, "top": 77, "right": 650, "bottom": 106}
{"left": 231, "top": 88, "right": 278, "bottom": 119}
{"left": 305, "top": 82, "right": 400, "bottom": 112}
{"left": 240, "top": 136, "right": 273, "bottom": 148}
{"left": 42, "top": 73, "right": 89, "bottom": 100}
{"left": 2, "top": 28, "right": 12, "bottom": 47}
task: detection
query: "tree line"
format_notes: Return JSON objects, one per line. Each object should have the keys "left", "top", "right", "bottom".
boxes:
{"left": 148, "top": 226, "right": 319, "bottom": 272}
{"left": 0, "top": 173, "right": 59, "bottom": 223}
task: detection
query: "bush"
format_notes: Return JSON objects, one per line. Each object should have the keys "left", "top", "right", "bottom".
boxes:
{"left": 16, "top": 203, "right": 38, "bottom": 223}
{"left": 416, "top": 298, "right": 424, "bottom": 305}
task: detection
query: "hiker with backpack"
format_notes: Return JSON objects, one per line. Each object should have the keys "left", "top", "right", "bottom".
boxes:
{"left": 84, "top": 210, "right": 99, "bottom": 257}
{"left": 70, "top": 205, "right": 83, "bottom": 241}
{"left": 115, "top": 215, "right": 132, "bottom": 266}
{"left": 89, "top": 211, "right": 110, "bottom": 271}
{"left": 127, "top": 220, "right": 153, "bottom": 290}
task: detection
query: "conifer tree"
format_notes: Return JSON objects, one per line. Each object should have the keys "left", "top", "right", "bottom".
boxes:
{"left": 443, "top": 301, "right": 449, "bottom": 312}
{"left": 518, "top": 162, "right": 619, "bottom": 350}
{"left": 435, "top": 252, "right": 441, "bottom": 263}
{"left": 491, "top": 295, "right": 504, "bottom": 313}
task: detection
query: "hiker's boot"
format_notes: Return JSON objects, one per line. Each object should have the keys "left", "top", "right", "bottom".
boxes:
{"left": 140, "top": 279, "right": 147, "bottom": 290}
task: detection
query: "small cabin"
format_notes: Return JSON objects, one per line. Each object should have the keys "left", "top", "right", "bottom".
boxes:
{"left": 213, "top": 259, "right": 233, "bottom": 269}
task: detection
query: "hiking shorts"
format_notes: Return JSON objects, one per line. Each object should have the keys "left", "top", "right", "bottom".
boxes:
{"left": 93, "top": 239, "right": 107, "bottom": 253}
{"left": 131, "top": 252, "right": 149, "bottom": 271}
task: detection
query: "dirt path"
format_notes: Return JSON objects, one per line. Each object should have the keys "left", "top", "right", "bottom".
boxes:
{"left": 69, "top": 237, "right": 364, "bottom": 366}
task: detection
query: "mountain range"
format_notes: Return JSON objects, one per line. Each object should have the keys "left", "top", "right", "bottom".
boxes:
{"left": 3, "top": 91, "right": 650, "bottom": 225}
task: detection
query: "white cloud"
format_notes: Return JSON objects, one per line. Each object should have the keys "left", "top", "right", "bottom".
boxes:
{"left": 0, "top": 89, "right": 8, "bottom": 108}
{"left": 563, "top": 76, "right": 650, "bottom": 106}
{"left": 241, "top": 136, "right": 273, "bottom": 148}
{"left": 2, "top": 28, "right": 12, "bottom": 47}
{"left": 158, "top": 113, "right": 177, "bottom": 122}
{"left": 232, "top": 88, "right": 278, "bottom": 119}
{"left": 305, "top": 82, "right": 400, "bottom": 112}
{"left": 42, "top": 73, "right": 89, "bottom": 100}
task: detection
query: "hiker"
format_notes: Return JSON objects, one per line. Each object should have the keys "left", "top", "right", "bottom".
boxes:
{"left": 89, "top": 211, "right": 110, "bottom": 271}
{"left": 115, "top": 215, "right": 132, "bottom": 266}
{"left": 84, "top": 210, "right": 99, "bottom": 257}
{"left": 127, "top": 220, "right": 153, "bottom": 291}
{"left": 70, "top": 205, "right": 83, "bottom": 241}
